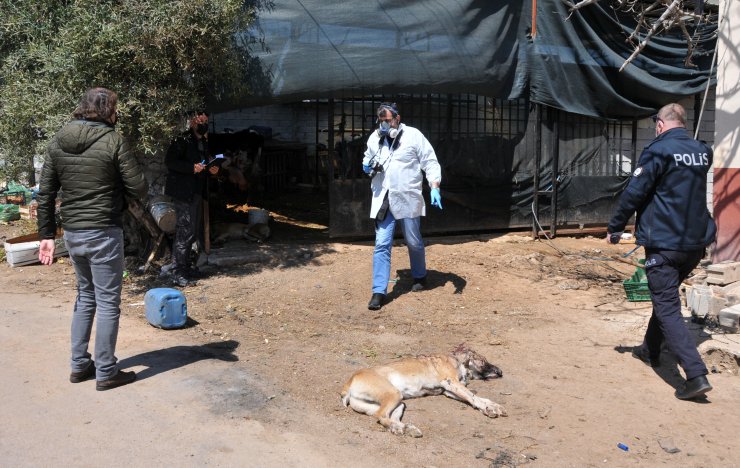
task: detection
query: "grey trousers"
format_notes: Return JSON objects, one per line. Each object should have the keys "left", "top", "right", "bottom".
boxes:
{"left": 63, "top": 227, "right": 124, "bottom": 380}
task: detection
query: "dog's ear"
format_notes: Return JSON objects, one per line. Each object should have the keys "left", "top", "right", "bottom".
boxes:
{"left": 451, "top": 344, "right": 473, "bottom": 369}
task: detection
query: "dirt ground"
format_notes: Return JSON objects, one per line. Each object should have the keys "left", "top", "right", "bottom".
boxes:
{"left": 2, "top": 199, "right": 740, "bottom": 467}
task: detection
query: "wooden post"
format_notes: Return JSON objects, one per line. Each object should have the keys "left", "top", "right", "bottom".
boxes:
{"left": 138, "top": 231, "right": 165, "bottom": 274}
{"left": 127, "top": 198, "right": 165, "bottom": 271}
{"left": 127, "top": 199, "right": 161, "bottom": 238}
{"left": 203, "top": 178, "right": 210, "bottom": 255}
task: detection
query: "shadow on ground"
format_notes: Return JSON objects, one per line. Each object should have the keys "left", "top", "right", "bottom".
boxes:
{"left": 118, "top": 340, "right": 239, "bottom": 381}
{"left": 613, "top": 317, "right": 714, "bottom": 403}
{"left": 382, "top": 268, "right": 467, "bottom": 306}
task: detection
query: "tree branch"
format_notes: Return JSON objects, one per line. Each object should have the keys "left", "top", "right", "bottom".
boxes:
{"left": 560, "top": 0, "right": 714, "bottom": 72}
{"left": 620, "top": 0, "right": 681, "bottom": 72}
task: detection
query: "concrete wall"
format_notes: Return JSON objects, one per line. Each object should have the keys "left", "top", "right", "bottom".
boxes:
{"left": 633, "top": 92, "right": 716, "bottom": 150}
{"left": 713, "top": 0, "right": 740, "bottom": 262}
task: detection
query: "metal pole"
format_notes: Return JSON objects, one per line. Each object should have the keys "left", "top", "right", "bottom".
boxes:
{"left": 533, "top": 103, "right": 542, "bottom": 239}
{"left": 315, "top": 100, "right": 320, "bottom": 185}
{"left": 550, "top": 108, "right": 559, "bottom": 238}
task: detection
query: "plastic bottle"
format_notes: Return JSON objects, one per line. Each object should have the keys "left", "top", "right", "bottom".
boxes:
{"left": 29, "top": 196, "right": 38, "bottom": 220}
{"left": 617, "top": 443, "right": 629, "bottom": 451}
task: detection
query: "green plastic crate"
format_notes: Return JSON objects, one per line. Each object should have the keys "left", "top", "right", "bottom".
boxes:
{"left": 623, "top": 259, "right": 650, "bottom": 302}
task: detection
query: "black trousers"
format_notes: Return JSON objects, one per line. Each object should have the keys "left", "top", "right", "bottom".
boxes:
{"left": 643, "top": 248, "right": 707, "bottom": 380}
{"left": 172, "top": 194, "right": 202, "bottom": 275}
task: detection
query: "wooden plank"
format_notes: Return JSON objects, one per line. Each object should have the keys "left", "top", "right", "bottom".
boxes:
{"left": 127, "top": 199, "right": 161, "bottom": 238}
{"left": 138, "top": 232, "right": 165, "bottom": 274}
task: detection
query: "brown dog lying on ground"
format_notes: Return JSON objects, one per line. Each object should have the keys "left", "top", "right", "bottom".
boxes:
{"left": 341, "top": 344, "right": 506, "bottom": 437}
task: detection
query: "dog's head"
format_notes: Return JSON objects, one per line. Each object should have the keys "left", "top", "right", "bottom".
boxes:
{"left": 452, "top": 344, "right": 503, "bottom": 381}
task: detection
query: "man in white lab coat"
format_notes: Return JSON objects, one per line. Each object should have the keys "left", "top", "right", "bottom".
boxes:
{"left": 362, "top": 102, "right": 442, "bottom": 310}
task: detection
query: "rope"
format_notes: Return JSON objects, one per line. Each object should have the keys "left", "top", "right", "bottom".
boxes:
{"left": 531, "top": 200, "right": 641, "bottom": 276}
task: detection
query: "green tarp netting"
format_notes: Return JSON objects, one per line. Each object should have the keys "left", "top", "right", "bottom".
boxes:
{"left": 214, "top": 0, "right": 716, "bottom": 119}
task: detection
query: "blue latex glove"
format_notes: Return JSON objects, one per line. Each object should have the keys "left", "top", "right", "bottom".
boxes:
{"left": 430, "top": 187, "right": 442, "bottom": 209}
{"left": 362, "top": 164, "right": 372, "bottom": 174}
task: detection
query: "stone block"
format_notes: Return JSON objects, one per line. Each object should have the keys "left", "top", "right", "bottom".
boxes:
{"left": 718, "top": 304, "right": 740, "bottom": 333}
{"left": 684, "top": 271, "right": 707, "bottom": 285}
{"left": 685, "top": 284, "right": 703, "bottom": 305}
{"left": 719, "top": 281, "right": 740, "bottom": 305}
{"left": 685, "top": 284, "right": 727, "bottom": 319}
{"left": 708, "top": 295, "right": 728, "bottom": 319}
{"left": 706, "top": 261, "right": 740, "bottom": 285}
{"left": 686, "top": 284, "right": 710, "bottom": 310}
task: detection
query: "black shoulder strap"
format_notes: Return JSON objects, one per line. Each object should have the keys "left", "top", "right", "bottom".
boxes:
{"left": 391, "top": 129, "right": 404, "bottom": 150}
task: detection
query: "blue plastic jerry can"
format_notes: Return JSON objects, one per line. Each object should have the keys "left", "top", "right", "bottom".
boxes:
{"left": 144, "top": 288, "right": 187, "bottom": 329}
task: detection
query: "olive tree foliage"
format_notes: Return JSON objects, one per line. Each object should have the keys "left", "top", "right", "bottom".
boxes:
{"left": 0, "top": 0, "right": 271, "bottom": 184}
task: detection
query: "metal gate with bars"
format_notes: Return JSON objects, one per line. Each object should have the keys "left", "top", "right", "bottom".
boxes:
{"left": 324, "top": 93, "right": 638, "bottom": 238}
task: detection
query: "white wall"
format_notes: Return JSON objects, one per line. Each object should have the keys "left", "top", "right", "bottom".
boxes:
{"left": 711, "top": 0, "right": 740, "bottom": 261}
{"left": 714, "top": 0, "right": 740, "bottom": 170}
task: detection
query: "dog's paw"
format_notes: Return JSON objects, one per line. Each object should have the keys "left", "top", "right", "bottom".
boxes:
{"left": 404, "top": 424, "right": 423, "bottom": 438}
{"left": 389, "top": 422, "right": 406, "bottom": 435}
{"left": 481, "top": 401, "right": 507, "bottom": 418}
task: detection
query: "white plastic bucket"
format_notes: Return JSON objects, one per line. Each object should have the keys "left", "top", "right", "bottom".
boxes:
{"left": 248, "top": 208, "right": 269, "bottom": 225}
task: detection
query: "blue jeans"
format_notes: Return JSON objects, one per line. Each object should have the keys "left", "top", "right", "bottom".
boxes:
{"left": 372, "top": 211, "right": 426, "bottom": 294}
{"left": 64, "top": 227, "right": 124, "bottom": 380}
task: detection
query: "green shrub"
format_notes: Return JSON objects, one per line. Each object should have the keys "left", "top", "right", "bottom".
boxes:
{"left": 0, "top": 0, "right": 271, "bottom": 183}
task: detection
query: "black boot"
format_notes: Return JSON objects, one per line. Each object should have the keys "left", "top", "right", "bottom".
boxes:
{"left": 368, "top": 293, "right": 385, "bottom": 310}
{"left": 171, "top": 269, "right": 197, "bottom": 287}
{"left": 675, "top": 375, "right": 712, "bottom": 400}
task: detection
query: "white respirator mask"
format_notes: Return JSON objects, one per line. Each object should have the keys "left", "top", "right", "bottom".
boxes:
{"left": 378, "top": 121, "right": 399, "bottom": 138}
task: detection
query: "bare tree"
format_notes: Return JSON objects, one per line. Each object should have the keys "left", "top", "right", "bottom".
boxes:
{"left": 561, "top": 0, "right": 715, "bottom": 71}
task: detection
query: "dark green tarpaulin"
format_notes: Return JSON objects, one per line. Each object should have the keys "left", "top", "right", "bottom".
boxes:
{"left": 221, "top": 0, "right": 716, "bottom": 119}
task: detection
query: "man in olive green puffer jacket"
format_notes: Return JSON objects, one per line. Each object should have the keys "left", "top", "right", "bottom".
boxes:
{"left": 37, "top": 87, "right": 148, "bottom": 391}
{"left": 37, "top": 112, "right": 146, "bottom": 238}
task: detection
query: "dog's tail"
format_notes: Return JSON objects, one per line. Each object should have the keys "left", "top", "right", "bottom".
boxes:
{"left": 341, "top": 386, "right": 358, "bottom": 408}
{"left": 340, "top": 380, "right": 351, "bottom": 407}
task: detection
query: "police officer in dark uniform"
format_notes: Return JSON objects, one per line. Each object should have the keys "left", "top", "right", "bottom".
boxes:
{"left": 607, "top": 103, "right": 716, "bottom": 400}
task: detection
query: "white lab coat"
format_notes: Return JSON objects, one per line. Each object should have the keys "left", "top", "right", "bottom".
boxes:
{"left": 364, "top": 124, "right": 442, "bottom": 220}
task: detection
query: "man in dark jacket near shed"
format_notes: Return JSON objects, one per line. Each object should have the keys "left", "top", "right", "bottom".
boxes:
{"left": 37, "top": 87, "right": 148, "bottom": 391}
{"left": 607, "top": 103, "right": 716, "bottom": 401}
{"left": 165, "top": 111, "right": 219, "bottom": 287}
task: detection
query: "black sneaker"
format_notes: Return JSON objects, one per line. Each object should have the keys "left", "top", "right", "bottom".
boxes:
{"left": 69, "top": 361, "right": 95, "bottom": 383}
{"left": 675, "top": 375, "right": 712, "bottom": 400}
{"left": 96, "top": 370, "right": 137, "bottom": 391}
{"left": 411, "top": 276, "right": 427, "bottom": 292}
